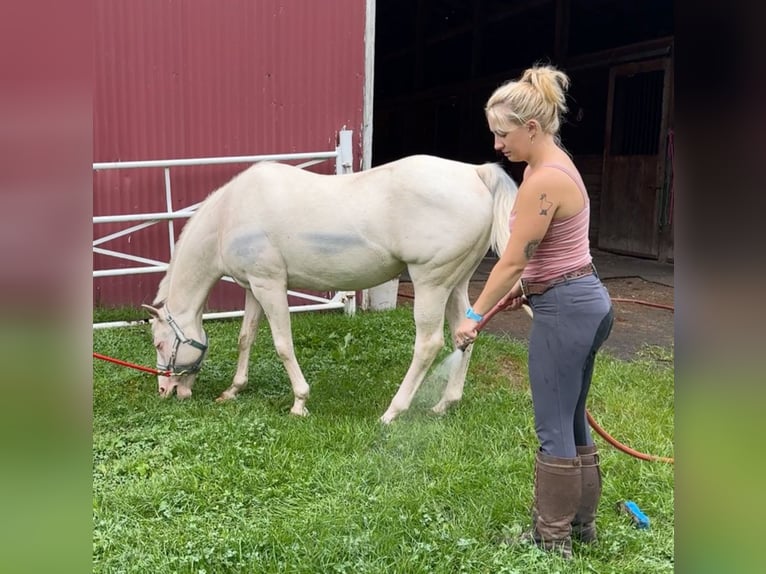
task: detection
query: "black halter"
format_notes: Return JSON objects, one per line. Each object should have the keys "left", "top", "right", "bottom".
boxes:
{"left": 158, "top": 310, "right": 208, "bottom": 376}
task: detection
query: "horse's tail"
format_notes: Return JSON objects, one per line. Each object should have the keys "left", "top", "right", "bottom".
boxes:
{"left": 475, "top": 163, "right": 518, "bottom": 256}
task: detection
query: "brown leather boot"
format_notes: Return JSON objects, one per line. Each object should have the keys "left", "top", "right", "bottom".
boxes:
{"left": 572, "top": 444, "right": 601, "bottom": 543}
{"left": 522, "top": 451, "right": 582, "bottom": 559}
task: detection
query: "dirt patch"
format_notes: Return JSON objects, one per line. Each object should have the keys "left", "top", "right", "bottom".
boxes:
{"left": 397, "top": 276, "right": 674, "bottom": 362}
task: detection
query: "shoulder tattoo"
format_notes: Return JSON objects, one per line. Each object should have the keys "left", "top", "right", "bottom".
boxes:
{"left": 539, "top": 193, "right": 553, "bottom": 215}
{"left": 524, "top": 239, "right": 540, "bottom": 260}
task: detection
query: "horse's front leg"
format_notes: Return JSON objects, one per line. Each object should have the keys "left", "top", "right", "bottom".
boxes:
{"left": 217, "top": 290, "right": 263, "bottom": 402}
{"left": 431, "top": 283, "right": 473, "bottom": 415}
{"left": 250, "top": 283, "right": 310, "bottom": 416}
{"left": 380, "top": 286, "right": 449, "bottom": 424}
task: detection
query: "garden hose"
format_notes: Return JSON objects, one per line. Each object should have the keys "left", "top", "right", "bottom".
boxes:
{"left": 466, "top": 296, "right": 674, "bottom": 464}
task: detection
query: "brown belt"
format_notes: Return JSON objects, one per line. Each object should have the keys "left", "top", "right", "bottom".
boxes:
{"left": 520, "top": 263, "right": 595, "bottom": 297}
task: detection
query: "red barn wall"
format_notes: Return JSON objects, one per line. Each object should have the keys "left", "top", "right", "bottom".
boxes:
{"left": 93, "top": 0, "right": 368, "bottom": 309}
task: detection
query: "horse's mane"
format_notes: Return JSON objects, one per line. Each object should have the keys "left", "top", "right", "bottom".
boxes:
{"left": 153, "top": 182, "right": 231, "bottom": 304}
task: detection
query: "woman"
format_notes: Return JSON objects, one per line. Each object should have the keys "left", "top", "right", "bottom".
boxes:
{"left": 456, "top": 64, "right": 614, "bottom": 559}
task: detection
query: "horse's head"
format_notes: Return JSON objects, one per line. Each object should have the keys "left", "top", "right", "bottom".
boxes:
{"left": 142, "top": 303, "right": 208, "bottom": 399}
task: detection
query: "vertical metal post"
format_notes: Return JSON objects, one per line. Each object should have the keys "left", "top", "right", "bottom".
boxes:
{"left": 344, "top": 291, "right": 357, "bottom": 316}
{"left": 337, "top": 129, "right": 353, "bottom": 174}
{"left": 362, "top": 0, "right": 376, "bottom": 171}
{"left": 337, "top": 128, "right": 357, "bottom": 314}
{"left": 164, "top": 167, "right": 175, "bottom": 255}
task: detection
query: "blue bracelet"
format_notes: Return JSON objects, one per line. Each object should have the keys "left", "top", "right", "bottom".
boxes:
{"left": 465, "top": 307, "right": 483, "bottom": 322}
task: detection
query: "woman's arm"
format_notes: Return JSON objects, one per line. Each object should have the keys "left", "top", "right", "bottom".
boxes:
{"left": 469, "top": 173, "right": 558, "bottom": 316}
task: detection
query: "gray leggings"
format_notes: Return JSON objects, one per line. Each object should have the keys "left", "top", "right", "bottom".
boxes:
{"left": 526, "top": 274, "right": 614, "bottom": 458}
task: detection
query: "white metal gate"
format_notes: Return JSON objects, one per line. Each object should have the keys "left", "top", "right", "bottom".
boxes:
{"left": 93, "top": 130, "right": 356, "bottom": 329}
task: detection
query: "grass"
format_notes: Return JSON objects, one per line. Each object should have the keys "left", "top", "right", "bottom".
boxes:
{"left": 93, "top": 305, "right": 674, "bottom": 573}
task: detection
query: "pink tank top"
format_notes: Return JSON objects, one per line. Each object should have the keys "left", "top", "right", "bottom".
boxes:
{"left": 509, "top": 164, "right": 592, "bottom": 283}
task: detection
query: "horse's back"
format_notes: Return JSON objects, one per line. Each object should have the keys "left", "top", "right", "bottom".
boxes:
{"left": 216, "top": 156, "right": 496, "bottom": 290}
{"left": 353, "top": 155, "right": 496, "bottom": 259}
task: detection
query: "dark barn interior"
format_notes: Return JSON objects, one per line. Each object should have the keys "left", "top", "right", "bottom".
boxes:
{"left": 372, "top": 0, "right": 674, "bottom": 261}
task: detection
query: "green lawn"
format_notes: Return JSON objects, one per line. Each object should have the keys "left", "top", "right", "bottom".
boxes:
{"left": 93, "top": 306, "right": 674, "bottom": 573}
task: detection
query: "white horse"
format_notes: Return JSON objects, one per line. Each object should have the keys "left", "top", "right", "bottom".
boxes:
{"left": 142, "top": 154, "right": 517, "bottom": 423}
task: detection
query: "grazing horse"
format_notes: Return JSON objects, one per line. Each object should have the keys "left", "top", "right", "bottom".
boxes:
{"left": 142, "top": 154, "right": 517, "bottom": 423}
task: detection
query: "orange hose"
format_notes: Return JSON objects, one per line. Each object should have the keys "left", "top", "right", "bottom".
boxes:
{"left": 473, "top": 295, "right": 675, "bottom": 464}
{"left": 587, "top": 410, "right": 674, "bottom": 463}
{"left": 611, "top": 297, "right": 674, "bottom": 311}
{"left": 598, "top": 296, "right": 674, "bottom": 462}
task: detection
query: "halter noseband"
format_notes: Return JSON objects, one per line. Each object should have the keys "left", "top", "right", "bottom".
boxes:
{"left": 158, "top": 309, "right": 208, "bottom": 376}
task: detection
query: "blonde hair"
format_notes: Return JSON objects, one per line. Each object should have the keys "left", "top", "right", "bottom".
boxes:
{"left": 485, "top": 64, "right": 570, "bottom": 136}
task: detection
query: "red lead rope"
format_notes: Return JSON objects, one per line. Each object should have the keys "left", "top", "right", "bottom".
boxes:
{"left": 94, "top": 296, "right": 675, "bottom": 464}
{"left": 93, "top": 352, "right": 170, "bottom": 377}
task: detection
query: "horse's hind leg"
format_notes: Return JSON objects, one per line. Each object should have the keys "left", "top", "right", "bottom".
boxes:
{"left": 380, "top": 283, "right": 450, "bottom": 424}
{"left": 217, "top": 289, "right": 263, "bottom": 402}
{"left": 432, "top": 280, "right": 473, "bottom": 415}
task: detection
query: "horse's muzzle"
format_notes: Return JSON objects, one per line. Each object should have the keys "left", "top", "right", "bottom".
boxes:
{"left": 158, "top": 375, "right": 193, "bottom": 399}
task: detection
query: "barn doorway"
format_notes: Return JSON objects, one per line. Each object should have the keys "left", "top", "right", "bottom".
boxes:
{"left": 370, "top": 0, "right": 674, "bottom": 262}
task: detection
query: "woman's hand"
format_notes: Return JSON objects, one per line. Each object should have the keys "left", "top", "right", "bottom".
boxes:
{"left": 497, "top": 288, "right": 526, "bottom": 311}
{"left": 500, "top": 295, "right": 526, "bottom": 311}
{"left": 455, "top": 318, "right": 479, "bottom": 349}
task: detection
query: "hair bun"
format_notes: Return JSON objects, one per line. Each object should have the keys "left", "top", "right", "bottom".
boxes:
{"left": 485, "top": 63, "right": 571, "bottom": 136}
{"left": 522, "top": 65, "right": 569, "bottom": 111}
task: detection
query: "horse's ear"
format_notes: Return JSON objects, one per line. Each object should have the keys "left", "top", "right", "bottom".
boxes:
{"left": 142, "top": 304, "right": 161, "bottom": 319}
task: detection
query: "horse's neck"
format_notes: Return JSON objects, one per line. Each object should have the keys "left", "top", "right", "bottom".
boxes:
{"left": 164, "top": 227, "right": 222, "bottom": 320}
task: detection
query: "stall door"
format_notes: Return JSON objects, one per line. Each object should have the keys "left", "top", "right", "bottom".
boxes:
{"left": 599, "top": 59, "right": 672, "bottom": 258}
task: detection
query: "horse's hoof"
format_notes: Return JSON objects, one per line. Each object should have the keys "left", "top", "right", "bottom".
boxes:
{"left": 379, "top": 411, "right": 397, "bottom": 424}
{"left": 290, "top": 406, "right": 309, "bottom": 417}
{"left": 431, "top": 403, "right": 448, "bottom": 415}
{"left": 215, "top": 391, "right": 237, "bottom": 403}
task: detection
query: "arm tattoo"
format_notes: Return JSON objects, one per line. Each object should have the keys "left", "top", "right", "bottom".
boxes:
{"left": 539, "top": 193, "right": 553, "bottom": 215}
{"left": 524, "top": 239, "right": 540, "bottom": 260}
